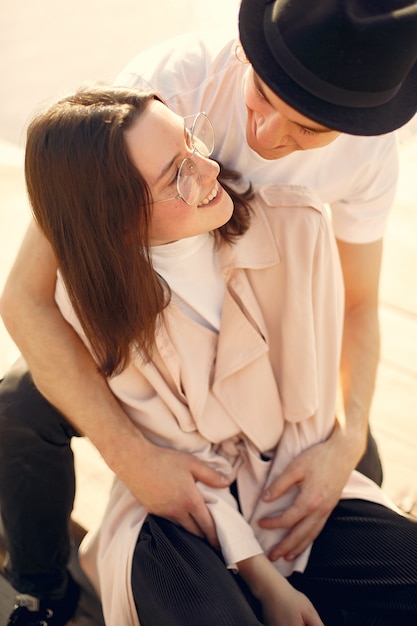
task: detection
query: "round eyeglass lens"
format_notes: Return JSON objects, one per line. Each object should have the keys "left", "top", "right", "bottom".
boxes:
{"left": 178, "top": 158, "right": 201, "bottom": 205}
{"left": 191, "top": 114, "right": 214, "bottom": 157}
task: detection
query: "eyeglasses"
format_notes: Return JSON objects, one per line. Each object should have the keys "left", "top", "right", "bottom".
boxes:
{"left": 154, "top": 112, "right": 215, "bottom": 206}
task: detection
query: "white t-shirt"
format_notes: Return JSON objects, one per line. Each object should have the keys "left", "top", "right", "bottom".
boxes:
{"left": 115, "top": 31, "right": 399, "bottom": 244}
{"left": 151, "top": 233, "right": 224, "bottom": 332}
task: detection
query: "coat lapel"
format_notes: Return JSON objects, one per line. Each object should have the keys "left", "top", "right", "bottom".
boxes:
{"left": 212, "top": 283, "right": 285, "bottom": 451}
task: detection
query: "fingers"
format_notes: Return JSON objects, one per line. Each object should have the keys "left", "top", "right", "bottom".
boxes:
{"left": 134, "top": 449, "right": 224, "bottom": 548}
{"left": 272, "top": 516, "right": 326, "bottom": 561}
{"left": 190, "top": 456, "right": 231, "bottom": 489}
{"left": 185, "top": 473, "right": 220, "bottom": 547}
{"left": 167, "top": 498, "right": 219, "bottom": 548}
{"left": 191, "top": 509, "right": 220, "bottom": 548}
{"left": 161, "top": 458, "right": 221, "bottom": 548}
{"left": 307, "top": 610, "right": 325, "bottom": 626}
{"left": 170, "top": 514, "right": 205, "bottom": 539}
{"left": 306, "top": 604, "right": 325, "bottom": 626}
{"left": 259, "top": 488, "right": 329, "bottom": 560}
{"left": 262, "top": 464, "right": 302, "bottom": 502}
{"left": 187, "top": 456, "right": 229, "bottom": 547}
{"left": 259, "top": 497, "right": 306, "bottom": 531}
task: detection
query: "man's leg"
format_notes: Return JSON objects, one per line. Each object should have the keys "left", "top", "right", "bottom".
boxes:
{"left": 0, "top": 358, "right": 78, "bottom": 601}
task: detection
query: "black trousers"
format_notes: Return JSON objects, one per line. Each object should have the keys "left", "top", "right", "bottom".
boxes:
{"left": 132, "top": 504, "right": 417, "bottom": 626}
{"left": 0, "top": 359, "right": 79, "bottom": 598}
{"left": 0, "top": 358, "right": 384, "bottom": 601}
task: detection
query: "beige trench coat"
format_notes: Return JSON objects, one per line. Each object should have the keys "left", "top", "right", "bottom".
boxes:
{"left": 56, "top": 185, "right": 393, "bottom": 626}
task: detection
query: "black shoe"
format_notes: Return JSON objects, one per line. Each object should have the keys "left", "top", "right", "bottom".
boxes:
{"left": 7, "top": 572, "right": 80, "bottom": 626}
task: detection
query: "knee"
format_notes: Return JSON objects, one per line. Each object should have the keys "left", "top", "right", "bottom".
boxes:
{"left": 0, "top": 358, "right": 74, "bottom": 449}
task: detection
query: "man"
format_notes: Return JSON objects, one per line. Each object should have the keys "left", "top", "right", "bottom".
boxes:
{"left": 1, "top": 1, "right": 417, "bottom": 624}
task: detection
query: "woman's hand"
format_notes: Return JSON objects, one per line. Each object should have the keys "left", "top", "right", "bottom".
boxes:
{"left": 261, "top": 583, "right": 324, "bottom": 626}
{"left": 238, "top": 554, "right": 323, "bottom": 626}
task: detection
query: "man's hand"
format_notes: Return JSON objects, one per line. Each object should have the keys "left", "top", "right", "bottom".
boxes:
{"left": 258, "top": 427, "right": 360, "bottom": 561}
{"left": 122, "top": 438, "right": 229, "bottom": 548}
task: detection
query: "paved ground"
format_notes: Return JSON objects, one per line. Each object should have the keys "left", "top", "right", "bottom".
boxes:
{"left": 0, "top": 0, "right": 416, "bottom": 622}
{"left": 372, "top": 123, "right": 417, "bottom": 509}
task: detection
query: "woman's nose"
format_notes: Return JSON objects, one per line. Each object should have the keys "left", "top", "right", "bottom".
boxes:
{"left": 197, "top": 153, "right": 220, "bottom": 182}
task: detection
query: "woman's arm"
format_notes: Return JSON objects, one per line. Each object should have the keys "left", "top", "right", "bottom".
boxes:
{"left": 238, "top": 554, "right": 323, "bottom": 626}
{"left": 0, "top": 220, "right": 228, "bottom": 545}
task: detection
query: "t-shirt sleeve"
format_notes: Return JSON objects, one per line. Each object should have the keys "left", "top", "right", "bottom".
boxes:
{"left": 114, "top": 33, "right": 216, "bottom": 113}
{"left": 330, "top": 133, "right": 399, "bottom": 243}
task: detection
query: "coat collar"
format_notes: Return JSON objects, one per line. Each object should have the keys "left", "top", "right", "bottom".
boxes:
{"left": 219, "top": 183, "right": 324, "bottom": 273}
{"left": 219, "top": 187, "right": 281, "bottom": 275}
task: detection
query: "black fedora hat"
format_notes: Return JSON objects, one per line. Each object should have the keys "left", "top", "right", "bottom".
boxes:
{"left": 239, "top": 0, "right": 417, "bottom": 135}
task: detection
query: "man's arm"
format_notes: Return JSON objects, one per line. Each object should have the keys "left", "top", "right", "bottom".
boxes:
{"left": 258, "top": 238, "right": 382, "bottom": 561}
{"left": 336, "top": 237, "right": 382, "bottom": 469}
{"left": 0, "top": 220, "right": 228, "bottom": 545}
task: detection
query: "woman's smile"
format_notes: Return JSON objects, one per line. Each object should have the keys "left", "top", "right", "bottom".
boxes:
{"left": 198, "top": 182, "right": 219, "bottom": 206}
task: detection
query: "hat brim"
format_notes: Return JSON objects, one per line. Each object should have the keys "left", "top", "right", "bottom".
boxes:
{"left": 239, "top": 0, "right": 417, "bottom": 136}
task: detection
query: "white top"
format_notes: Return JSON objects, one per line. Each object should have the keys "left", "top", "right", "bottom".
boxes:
{"left": 151, "top": 233, "right": 224, "bottom": 332}
{"left": 115, "top": 30, "right": 399, "bottom": 244}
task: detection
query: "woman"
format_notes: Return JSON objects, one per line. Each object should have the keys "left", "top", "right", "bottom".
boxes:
{"left": 24, "top": 85, "right": 417, "bottom": 626}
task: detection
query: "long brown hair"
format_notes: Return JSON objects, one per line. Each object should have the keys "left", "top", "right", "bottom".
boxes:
{"left": 25, "top": 84, "right": 252, "bottom": 376}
